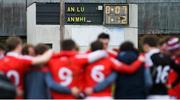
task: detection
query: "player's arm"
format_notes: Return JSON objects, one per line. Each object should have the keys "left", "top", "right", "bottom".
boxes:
{"left": 85, "top": 71, "right": 117, "bottom": 95}
{"left": 93, "top": 71, "right": 117, "bottom": 92}
{"left": 144, "top": 67, "right": 153, "bottom": 89}
{"left": 31, "top": 50, "right": 53, "bottom": 65}
{"left": 45, "top": 73, "right": 80, "bottom": 96}
{"left": 112, "top": 55, "right": 145, "bottom": 74}
{"left": 88, "top": 50, "right": 107, "bottom": 63}
{"left": 76, "top": 50, "right": 107, "bottom": 65}
{"left": 45, "top": 72, "right": 71, "bottom": 93}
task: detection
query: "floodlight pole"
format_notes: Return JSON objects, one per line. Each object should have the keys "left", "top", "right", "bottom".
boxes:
{"left": 60, "top": 0, "right": 65, "bottom": 42}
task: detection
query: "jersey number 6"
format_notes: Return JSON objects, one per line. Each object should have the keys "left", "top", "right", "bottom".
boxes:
{"left": 91, "top": 65, "right": 105, "bottom": 82}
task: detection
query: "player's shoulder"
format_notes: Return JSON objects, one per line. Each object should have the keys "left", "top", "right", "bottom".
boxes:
{"left": 108, "top": 50, "right": 118, "bottom": 58}
{"left": 110, "top": 57, "right": 122, "bottom": 66}
{"left": 74, "top": 53, "right": 88, "bottom": 59}
{"left": 6, "top": 52, "right": 33, "bottom": 61}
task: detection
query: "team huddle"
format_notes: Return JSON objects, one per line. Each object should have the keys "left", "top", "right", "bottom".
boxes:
{"left": 0, "top": 33, "right": 179, "bottom": 99}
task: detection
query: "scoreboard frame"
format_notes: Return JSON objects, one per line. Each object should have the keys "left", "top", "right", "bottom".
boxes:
{"left": 103, "top": 4, "right": 129, "bottom": 25}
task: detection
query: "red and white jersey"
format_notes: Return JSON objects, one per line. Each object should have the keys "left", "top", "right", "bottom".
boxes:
{"left": 48, "top": 51, "right": 89, "bottom": 99}
{"left": 0, "top": 52, "right": 32, "bottom": 98}
{"left": 84, "top": 57, "right": 122, "bottom": 97}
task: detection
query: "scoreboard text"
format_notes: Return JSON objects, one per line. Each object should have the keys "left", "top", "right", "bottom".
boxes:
{"left": 65, "top": 3, "right": 103, "bottom": 25}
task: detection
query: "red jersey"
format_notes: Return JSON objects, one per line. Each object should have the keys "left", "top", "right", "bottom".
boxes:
{"left": 0, "top": 52, "right": 32, "bottom": 98}
{"left": 86, "top": 50, "right": 117, "bottom": 58}
{"left": 48, "top": 51, "right": 89, "bottom": 99}
{"left": 167, "top": 55, "right": 180, "bottom": 99}
{"left": 84, "top": 57, "right": 143, "bottom": 97}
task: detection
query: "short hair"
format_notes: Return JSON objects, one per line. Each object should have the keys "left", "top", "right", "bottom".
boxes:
{"left": 90, "top": 41, "right": 103, "bottom": 51}
{"left": 120, "top": 41, "right": 136, "bottom": 52}
{"left": 6, "top": 37, "right": 22, "bottom": 51}
{"left": 34, "top": 44, "right": 49, "bottom": 55}
{"left": 61, "top": 39, "right": 76, "bottom": 50}
{"left": 22, "top": 44, "right": 34, "bottom": 55}
{"left": 98, "top": 32, "right": 110, "bottom": 40}
{"left": 0, "top": 43, "right": 6, "bottom": 51}
{"left": 142, "top": 35, "right": 159, "bottom": 47}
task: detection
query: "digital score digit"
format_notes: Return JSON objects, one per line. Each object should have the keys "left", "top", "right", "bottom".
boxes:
{"left": 104, "top": 4, "right": 129, "bottom": 25}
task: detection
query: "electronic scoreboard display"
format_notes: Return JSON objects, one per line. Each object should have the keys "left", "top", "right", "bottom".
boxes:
{"left": 65, "top": 3, "right": 129, "bottom": 25}
{"left": 104, "top": 4, "right": 129, "bottom": 25}
{"left": 65, "top": 3, "right": 104, "bottom": 25}
{"left": 36, "top": 3, "right": 129, "bottom": 25}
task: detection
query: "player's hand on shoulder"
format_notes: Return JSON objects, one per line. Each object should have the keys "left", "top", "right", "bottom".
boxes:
{"left": 84, "top": 87, "right": 93, "bottom": 96}
{"left": 16, "top": 87, "right": 23, "bottom": 97}
{"left": 138, "top": 53, "right": 145, "bottom": 62}
{"left": 71, "top": 87, "right": 80, "bottom": 97}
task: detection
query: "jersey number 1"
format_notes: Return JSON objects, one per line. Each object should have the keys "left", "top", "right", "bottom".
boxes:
{"left": 155, "top": 65, "right": 170, "bottom": 84}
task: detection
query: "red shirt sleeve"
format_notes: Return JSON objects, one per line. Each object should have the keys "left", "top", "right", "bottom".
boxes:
{"left": 21, "top": 56, "right": 33, "bottom": 71}
{"left": 111, "top": 58, "right": 143, "bottom": 74}
{"left": 75, "top": 54, "right": 88, "bottom": 66}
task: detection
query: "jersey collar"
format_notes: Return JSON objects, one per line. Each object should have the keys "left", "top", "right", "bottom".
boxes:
{"left": 6, "top": 52, "right": 20, "bottom": 58}
{"left": 59, "top": 51, "right": 77, "bottom": 57}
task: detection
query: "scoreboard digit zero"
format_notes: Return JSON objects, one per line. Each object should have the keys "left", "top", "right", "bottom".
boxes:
{"left": 104, "top": 4, "right": 129, "bottom": 25}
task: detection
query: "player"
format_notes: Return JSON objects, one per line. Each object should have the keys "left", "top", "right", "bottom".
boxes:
{"left": 165, "top": 37, "right": 180, "bottom": 99}
{"left": 0, "top": 37, "right": 53, "bottom": 98}
{"left": 97, "top": 32, "right": 117, "bottom": 58}
{"left": 83, "top": 41, "right": 144, "bottom": 100}
{"left": 142, "top": 35, "right": 173, "bottom": 99}
{"left": 48, "top": 39, "right": 107, "bottom": 99}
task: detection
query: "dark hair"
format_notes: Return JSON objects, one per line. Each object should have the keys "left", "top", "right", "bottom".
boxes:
{"left": 0, "top": 43, "right": 6, "bottom": 51}
{"left": 159, "top": 36, "right": 171, "bottom": 46}
{"left": 61, "top": 39, "right": 76, "bottom": 50}
{"left": 90, "top": 41, "right": 103, "bottom": 51}
{"left": 98, "top": 33, "right": 110, "bottom": 40}
{"left": 22, "top": 44, "right": 34, "bottom": 55}
{"left": 34, "top": 44, "right": 49, "bottom": 55}
{"left": 120, "top": 41, "right": 136, "bottom": 52}
{"left": 142, "top": 35, "right": 159, "bottom": 47}
{"left": 6, "top": 37, "right": 22, "bottom": 51}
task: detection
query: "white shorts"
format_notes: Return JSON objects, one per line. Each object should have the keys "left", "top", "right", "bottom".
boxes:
{"left": 147, "top": 95, "right": 174, "bottom": 100}
{"left": 84, "top": 96, "right": 113, "bottom": 100}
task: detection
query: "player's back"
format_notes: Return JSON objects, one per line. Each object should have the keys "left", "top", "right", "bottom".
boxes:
{"left": 48, "top": 51, "right": 86, "bottom": 99}
{"left": 85, "top": 57, "right": 114, "bottom": 97}
{"left": 150, "top": 52, "right": 172, "bottom": 95}
{"left": 2, "top": 54, "right": 31, "bottom": 88}
{"left": 0, "top": 52, "right": 32, "bottom": 98}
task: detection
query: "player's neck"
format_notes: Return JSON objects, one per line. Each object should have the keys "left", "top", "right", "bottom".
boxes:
{"left": 148, "top": 47, "right": 159, "bottom": 52}
{"left": 11, "top": 49, "right": 21, "bottom": 55}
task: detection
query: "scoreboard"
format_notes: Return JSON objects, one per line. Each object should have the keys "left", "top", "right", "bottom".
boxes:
{"left": 36, "top": 3, "right": 129, "bottom": 25}
{"left": 65, "top": 3, "right": 129, "bottom": 25}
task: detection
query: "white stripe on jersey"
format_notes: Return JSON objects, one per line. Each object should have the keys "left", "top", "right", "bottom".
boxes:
{"left": 7, "top": 52, "right": 33, "bottom": 61}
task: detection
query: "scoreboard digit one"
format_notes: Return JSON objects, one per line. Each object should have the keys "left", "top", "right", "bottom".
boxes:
{"left": 104, "top": 4, "right": 129, "bottom": 25}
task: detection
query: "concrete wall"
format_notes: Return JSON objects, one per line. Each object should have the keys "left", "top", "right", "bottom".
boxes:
{"left": 27, "top": 3, "right": 60, "bottom": 51}
{"left": 27, "top": 3, "right": 138, "bottom": 51}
